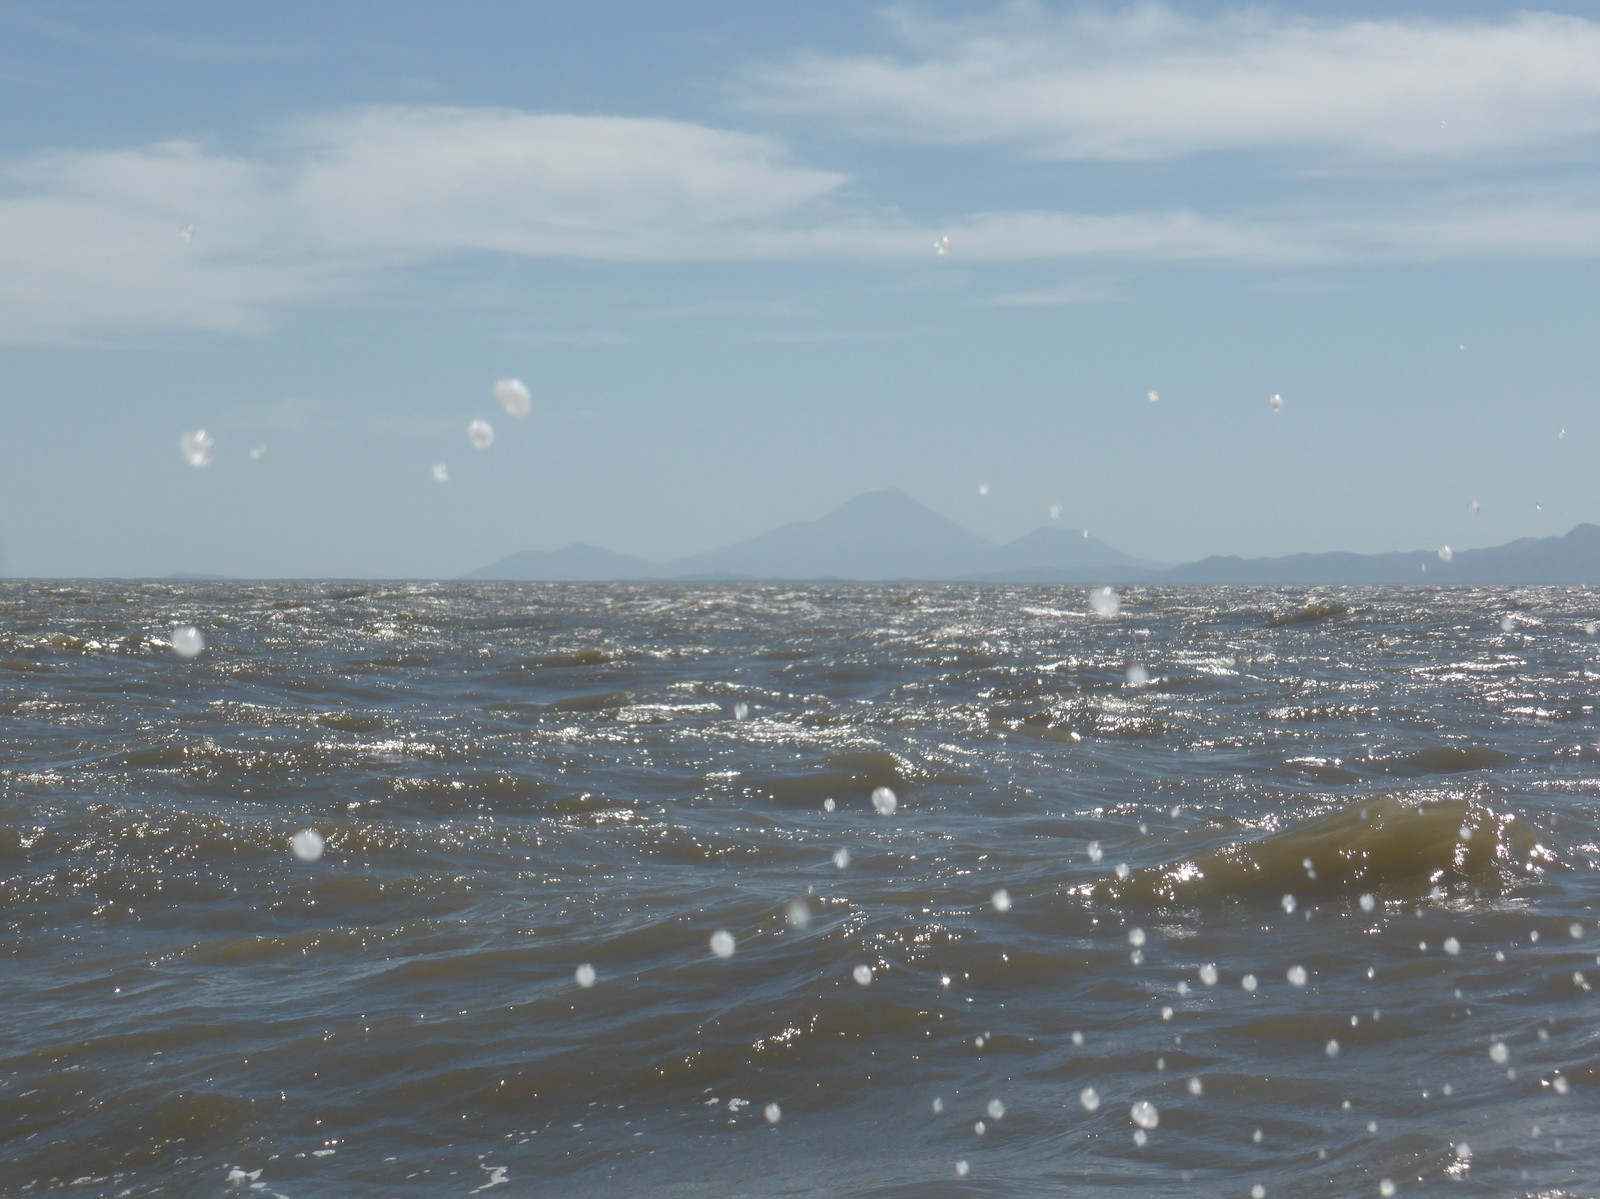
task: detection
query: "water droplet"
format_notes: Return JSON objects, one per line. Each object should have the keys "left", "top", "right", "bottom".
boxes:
{"left": 1114, "top": 863, "right": 1130, "bottom": 880}
{"left": 833, "top": 848, "right": 850, "bottom": 869}
{"left": 1553, "top": 1075, "right": 1570, "bottom": 1095}
{"left": 991, "top": 889, "right": 1012, "bottom": 913}
{"left": 1126, "top": 664, "right": 1150, "bottom": 687}
{"left": 935, "top": 234, "right": 951, "bottom": 256}
{"left": 1559, "top": 428, "right": 1567, "bottom": 439}
{"left": 1379, "top": 1180, "right": 1395, "bottom": 1197}
{"left": 1186, "top": 1076, "right": 1203, "bottom": 1096}
{"left": 785, "top": 899, "right": 811, "bottom": 930}
{"left": 1489, "top": 1041, "right": 1509, "bottom": 1064}
{"left": 1087, "top": 841, "right": 1103, "bottom": 863}
{"left": 1287, "top": 965, "right": 1307, "bottom": 987}
{"left": 1128, "top": 927, "right": 1146, "bottom": 947}
{"left": 986, "top": 1099, "right": 1005, "bottom": 1120}
{"left": 1500, "top": 614, "right": 1516, "bottom": 633}
{"left": 1268, "top": 393, "right": 1283, "bottom": 412}
{"left": 1325, "top": 1039, "right": 1340, "bottom": 1057}
{"left": 290, "top": 828, "right": 324, "bottom": 862}
{"left": 852, "top": 964, "right": 873, "bottom": 986}
{"left": 1570, "top": 921, "right": 1585, "bottom": 939}
{"left": 1089, "top": 587, "right": 1121, "bottom": 617}
{"left": 977, "top": 482, "right": 990, "bottom": 497}
{"left": 1132, "top": 1129, "right": 1148, "bottom": 1147}
{"left": 1251, "top": 1186, "right": 1266, "bottom": 1199}
{"left": 1437, "top": 546, "right": 1453, "bottom": 563}
{"left": 1199, "top": 963, "right": 1219, "bottom": 986}
{"left": 575, "top": 963, "right": 596, "bottom": 988}
{"left": 467, "top": 419, "right": 495, "bottom": 449}
{"left": 1049, "top": 504, "right": 1063, "bottom": 520}
{"left": 1360, "top": 893, "right": 1377, "bottom": 912}
{"left": 493, "top": 378, "right": 531, "bottom": 417}
{"left": 932, "top": 1097, "right": 944, "bottom": 1114}
{"left": 1242, "top": 974, "right": 1258, "bottom": 993}
{"left": 1454, "top": 1142, "right": 1471, "bottom": 1160}
{"left": 1079, "top": 1086, "right": 1099, "bottom": 1112}
{"left": 733, "top": 702, "right": 749, "bottom": 721}
{"left": 764, "top": 1102, "right": 781, "bottom": 1124}
{"left": 1071, "top": 1030, "right": 1084, "bottom": 1046}
{"left": 1252, "top": 1128, "right": 1263, "bottom": 1144}
{"left": 954, "top": 1160, "right": 968, "bottom": 1177}
{"left": 710, "top": 930, "right": 735, "bottom": 959}
{"left": 249, "top": 445, "right": 268, "bottom": 461}
{"left": 823, "top": 798, "right": 836, "bottom": 813}
{"left": 871, "top": 786, "right": 897, "bottom": 815}
{"left": 1443, "top": 937, "right": 1461, "bottom": 956}
{"left": 170, "top": 626, "right": 205, "bottom": 659}
{"left": 1147, "top": 389, "right": 1160, "bottom": 404}
{"left": 1468, "top": 500, "right": 1480, "bottom": 514}
{"left": 179, "top": 429, "right": 214, "bottom": 468}
{"left": 1585, "top": 623, "right": 1598, "bottom": 637}
{"left": 431, "top": 463, "right": 449, "bottom": 483}
{"left": 1130, "top": 1100, "right": 1159, "bottom": 1130}
{"left": 1281, "top": 894, "right": 1297, "bottom": 914}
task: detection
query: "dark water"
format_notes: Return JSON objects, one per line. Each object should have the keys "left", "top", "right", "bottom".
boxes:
{"left": 3, "top": 582, "right": 1597, "bottom": 1198}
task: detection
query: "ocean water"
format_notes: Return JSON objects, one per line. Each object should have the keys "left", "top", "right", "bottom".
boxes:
{"left": 2, "top": 581, "right": 1597, "bottom": 1198}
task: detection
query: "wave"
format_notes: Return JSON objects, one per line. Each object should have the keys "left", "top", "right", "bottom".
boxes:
{"left": 1084, "top": 794, "right": 1552, "bottom": 907}
{"left": 1265, "top": 601, "right": 1351, "bottom": 628}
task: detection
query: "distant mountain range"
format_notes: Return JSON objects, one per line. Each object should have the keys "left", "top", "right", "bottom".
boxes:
{"left": 464, "top": 490, "right": 1600, "bottom": 584}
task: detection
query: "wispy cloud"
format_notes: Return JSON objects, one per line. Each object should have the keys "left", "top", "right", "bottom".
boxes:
{"left": 743, "top": 5, "right": 1600, "bottom": 163}
{"left": 986, "top": 281, "right": 1119, "bottom": 307}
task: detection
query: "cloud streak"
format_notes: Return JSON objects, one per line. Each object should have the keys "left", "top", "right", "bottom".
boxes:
{"left": 744, "top": 5, "right": 1600, "bottom": 162}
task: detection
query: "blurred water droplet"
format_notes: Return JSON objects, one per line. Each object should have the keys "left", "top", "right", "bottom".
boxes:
{"left": 1199, "top": 963, "right": 1219, "bottom": 986}
{"left": 1128, "top": 927, "right": 1146, "bottom": 947}
{"left": 180, "top": 223, "right": 195, "bottom": 242}
{"left": 1287, "top": 965, "right": 1307, "bottom": 987}
{"left": 932, "top": 1097, "right": 944, "bottom": 1113}
{"left": 1241, "top": 974, "right": 1258, "bottom": 993}
{"left": 1443, "top": 937, "right": 1461, "bottom": 956}
{"left": 872, "top": 786, "right": 897, "bottom": 815}
{"left": 493, "top": 378, "right": 531, "bottom": 417}
{"left": 575, "top": 963, "right": 596, "bottom": 988}
{"left": 1325, "top": 1039, "right": 1340, "bottom": 1057}
{"left": 1251, "top": 1186, "right": 1265, "bottom": 1199}
{"left": 1281, "top": 894, "right": 1297, "bottom": 914}
{"left": 1087, "top": 841, "right": 1103, "bottom": 863}
{"left": 785, "top": 899, "right": 811, "bottom": 929}
{"left": 467, "top": 420, "right": 495, "bottom": 449}
{"left": 991, "top": 888, "right": 1012, "bottom": 912}
{"left": 249, "top": 445, "right": 268, "bottom": 461}
{"left": 1379, "top": 1179, "right": 1395, "bottom": 1197}
{"left": 1571, "top": 921, "right": 1586, "bottom": 938}
{"left": 764, "top": 1103, "right": 781, "bottom": 1124}
{"left": 1252, "top": 1128, "right": 1263, "bottom": 1143}
{"left": 1553, "top": 1075, "right": 1570, "bottom": 1094}
{"left": 935, "top": 233, "right": 951, "bottom": 256}
{"left": 170, "top": 626, "right": 205, "bottom": 659}
{"left": 954, "top": 1161, "right": 968, "bottom": 1177}
{"left": 1585, "top": 623, "right": 1598, "bottom": 637}
{"left": 1126, "top": 664, "right": 1149, "bottom": 687}
{"left": 733, "top": 702, "right": 749, "bottom": 721}
{"left": 833, "top": 848, "right": 850, "bottom": 869}
{"left": 1360, "top": 893, "right": 1376, "bottom": 912}
{"left": 1114, "top": 863, "right": 1130, "bottom": 880}
{"left": 1268, "top": 394, "right": 1283, "bottom": 412}
{"left": 290, "top": 828, "right": 324, "bottom": 862}
{"left": 1049, "top": 504, "right": 1063, "bottom": 520}
{"left": 1559, "top": 428, "right": 1566, "bottom": 439}
{"left": 823, "top": 798, "right": 835, "bottom": 813}
{"left": 1130, "top": 1100, "right": 1159, "bottom": 1130}
{"left": 1500, "top": 615, "right": 1515, "bottom": 633}
{"left": 1132, "top": 1129, "right": 1147, "bottom": 1147}
{"left": 179, "top": 429, "right": 214, "bottom": 468}
{"left": 431, "top": 463, "right": 449, "bottom": 483}
{"left": 1147, "top": 389, "right": 1160, "bottom": 404}
{"left": 986, "top": 1098, "right": 1005, "bottom": 1120}
{"left": 1468, "top": 500, "right": 1480, "bottom": 514}
{"left": 1489, "top": 1041, "right": 1509, "bottom": 1063}
{"left": 1437, "top": 546, "right": 1453, "bottom": 563}
{"left": 977, "top": 482, "right": 990, "bottom": 497}
{"left": 1089, "top": 587, "right": 1121, "bottom": 617}
{"left": 853, "top": 964, "right": 873, "bottom": 986}
{"left": 1071, "top": 1030, "right": 1084, "bottom": 1046}
{"left": 1186, "top": 1076, "right": 1203, "bottom": 1096}
{"left": 1079, "top": 1086, "right": 1099, "bottom": 1111}
{"left": 710, "top": 930, "right": 735, "bottom": 959}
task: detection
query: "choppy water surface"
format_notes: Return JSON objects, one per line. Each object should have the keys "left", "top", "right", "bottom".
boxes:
{"left": 3, "top": 582, "right": 1597, "bottom": 1198}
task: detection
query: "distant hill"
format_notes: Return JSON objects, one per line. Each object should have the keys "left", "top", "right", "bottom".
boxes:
{"left": 464, "top": 492, "right": 1600, "bottom": 585}
{"left": 1169, "top": 523, "right": 1600, "bottom": 584}
{"left": 463, "top": 543, "right": 661, "bottom": 582}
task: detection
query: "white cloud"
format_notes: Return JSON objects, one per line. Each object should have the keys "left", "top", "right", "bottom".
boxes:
{"left": 745, "top": 5, "right": 1600, "bottom": 162}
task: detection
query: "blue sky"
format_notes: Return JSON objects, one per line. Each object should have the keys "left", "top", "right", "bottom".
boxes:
{"left": 3, "top": 1, "right": 1598, "bottom": 578}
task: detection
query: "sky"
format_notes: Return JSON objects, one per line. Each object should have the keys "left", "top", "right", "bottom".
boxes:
{"left": 2, "top": 0, "right": 1599, "bottom": 579}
